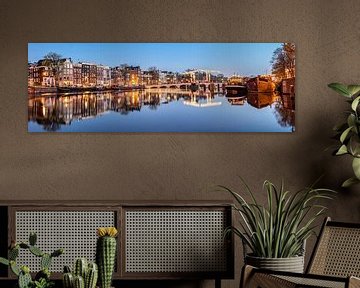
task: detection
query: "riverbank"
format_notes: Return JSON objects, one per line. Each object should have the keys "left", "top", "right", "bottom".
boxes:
{"left": 28, "top": 85, "right": 145, "bottom": 94}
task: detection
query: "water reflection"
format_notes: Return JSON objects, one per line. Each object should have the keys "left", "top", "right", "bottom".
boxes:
{"left": 184, "top": 92, "right": 222, "bottom": 108}
{"left": 226, "top": 96, "right": 246, "bottom": 106}
{"left": 28, "top": 89, "right": 295, "bottom": 132}
{"left": 274, "top": 93, "right": 295, "bottom": 130}
{"left": 247, "top": 93, "right": 279, "bottom": 109}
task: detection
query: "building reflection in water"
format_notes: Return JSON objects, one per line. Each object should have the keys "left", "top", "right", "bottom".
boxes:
{"left": 28, "top": 93, "right": 112, "bottom": 131}
{"left": 225, "top": 92, "right": 295, "bottom": 131}
{"left": 28, "top": 89, "right": 295, "bottom": 132}
{"left": 183, "top": 91, "right": 221, "bottom": 107}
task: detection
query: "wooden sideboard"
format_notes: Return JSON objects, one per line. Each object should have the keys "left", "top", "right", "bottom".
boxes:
{"left": 0, "top": 201, "right": 234, "bottom": 288}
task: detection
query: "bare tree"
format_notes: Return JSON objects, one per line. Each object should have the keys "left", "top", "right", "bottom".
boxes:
{"left": 148, "top": 66, "right": 159, "bottom": 84}
{"left": 43, "top": 52, "right": 62, "bottom": 86}
{"left": 271, "top": 43, "right": 295, "bottom": 79}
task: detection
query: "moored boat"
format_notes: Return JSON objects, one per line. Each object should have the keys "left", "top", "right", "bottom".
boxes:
{"left": 28, "top": 86, "right": 57, "bottom": 94}
{"left": 246, "top": 76, "right": 276, "bottom": 93}
{"left": 226, "top": 95, "right": 246, "bottom": 106}
{"left": 225, "top": 85, "right": 247, "bottom": 96}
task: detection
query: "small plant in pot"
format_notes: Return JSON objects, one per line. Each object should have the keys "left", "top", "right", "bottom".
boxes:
{"left": 219, "top": 179, "right": 335, "bottom": 273}
{"left": 62, "top": 258, "right": 98, "bottom": 288}
{"left": 0, "top": 232, "right": 64, "bottom": 288}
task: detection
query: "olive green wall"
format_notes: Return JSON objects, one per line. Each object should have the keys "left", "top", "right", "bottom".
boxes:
{"left": 1, "top": 0, "right": 360, "bottom": 287}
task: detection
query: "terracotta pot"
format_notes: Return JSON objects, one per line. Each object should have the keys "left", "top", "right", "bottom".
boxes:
{"left": 245, "top": 254, "right": 304, "bottom": 273}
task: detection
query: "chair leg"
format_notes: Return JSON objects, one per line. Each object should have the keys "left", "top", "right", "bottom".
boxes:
{"left": 240, "top": 265, "right": 255, "bottom": 288}
{"left": 215, "top": 278, "right": 221, "bottom": 288}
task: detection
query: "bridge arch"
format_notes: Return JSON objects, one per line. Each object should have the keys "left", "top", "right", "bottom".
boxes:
{"left": 145, "top": 82, "right": 223, "bottom": 90}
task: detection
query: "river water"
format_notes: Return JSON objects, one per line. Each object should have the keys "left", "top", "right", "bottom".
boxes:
{"left": 28, "top": 89, "right": 295, "bottom": 132}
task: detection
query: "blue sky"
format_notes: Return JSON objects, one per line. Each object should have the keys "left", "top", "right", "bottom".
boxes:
{"left": 28, "top": 43, "right": 282, "bottom": 76}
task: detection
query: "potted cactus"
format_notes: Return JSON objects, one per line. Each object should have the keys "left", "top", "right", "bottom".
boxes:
{"left": 0, "top": 232, "right": 64, "bottom": 288}
{"left": 96, "top": 227, "right": 118, "bottom": 288}
{"left": 62, "top": 258, "right": 98, "bottom": 288}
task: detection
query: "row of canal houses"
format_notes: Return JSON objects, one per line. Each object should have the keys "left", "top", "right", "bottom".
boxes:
{"left": 28, "top": 58, "right": 143, "bottom": 88}
{"left": 28, "top": 58, "right": 227, "bottom": 89}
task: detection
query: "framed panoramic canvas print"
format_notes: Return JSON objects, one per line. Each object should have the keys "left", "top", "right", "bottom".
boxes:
{"left": 28, "top": 43, "right": 295, "bottom": 132}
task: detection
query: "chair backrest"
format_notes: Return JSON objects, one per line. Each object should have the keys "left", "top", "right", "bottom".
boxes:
{"left": 307, "top": 217, "right": 360, "bottom": 277}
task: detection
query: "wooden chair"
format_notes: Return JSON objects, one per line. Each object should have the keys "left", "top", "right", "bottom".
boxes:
{"left": 241, "top": 217, "right": 360, "bottom": 288}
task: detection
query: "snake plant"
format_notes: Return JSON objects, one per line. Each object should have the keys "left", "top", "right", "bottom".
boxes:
{"left": 219, "top": 179, "right": 335, "bottom": 258}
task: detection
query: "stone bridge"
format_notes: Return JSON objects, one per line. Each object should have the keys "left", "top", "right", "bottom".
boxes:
{"left": 145, "top": 82, "right": 224, "bottom": 90}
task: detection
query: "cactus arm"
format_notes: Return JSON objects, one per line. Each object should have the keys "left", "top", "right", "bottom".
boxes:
{"left": 19, "top": 242, "right": 30, "bottom": 249}
{"left": 50, "top": 248, "right": 64, "bottom": 258}
{"left": 29, "top": 245, "right": 44, "bottom": 257}
{"left": 29, "top": 232, "right": 37, "bottom": 246}
{"left": 40, "top": 253, "right": 52, "bottom": 270}
{"left": 10, "top": 260, "right": 20, "bottom": 276}
{"left": 63, "top": 265, "right": 72, "bottom": 273}
{"left": 74, "top": 258, "right": 88, "bottom": 280}
{"left": 63, "top": 272, "right": 74, "bottom": 288}
{"left": 73, "top": 275, "right": 85, "bottom": 288}
{"left": 85, "top": 262, "right": 98, "bottom": 288}
{"left": 18, "top": 271, "right": 32, "bottom": 288}
{"left": 8, "top": 246, "right": 19, "bottom": 260}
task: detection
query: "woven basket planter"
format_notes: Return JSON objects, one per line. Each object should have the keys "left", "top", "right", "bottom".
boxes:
{"left": 245, "top": 254, "right": 305, "bottom": 273}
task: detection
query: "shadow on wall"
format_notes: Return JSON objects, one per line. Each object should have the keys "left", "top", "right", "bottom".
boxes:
{"left": 305, "top": 109, "right": 360, "bottom": 214}
{"left": 290, "top": 109, "right": 360, "bottom": 267}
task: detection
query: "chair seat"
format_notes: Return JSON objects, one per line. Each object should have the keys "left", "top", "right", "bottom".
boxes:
{"left": 241, "top": 218, "right": 360, "bottom": 288}
{"left": 243, "top": 265, "right": 360, "bottom": 288}
{"left": 277, "top": 274, "right": 346, "bottom": 288}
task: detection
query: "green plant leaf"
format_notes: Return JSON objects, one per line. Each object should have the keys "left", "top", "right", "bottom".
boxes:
{"left": 351, "top": 96, "right": 360, "bottom": 111}
{"left": 352, "top": 157, "right": 360, "bottom": 179}
{"left": 340, "top": 126, "right": 353, "bottom": 143}
{"left": 348, "top": 135, "right": 360, "bottom": 157}
{"left": 342, "top": 177, "right": 360, "bottom": 188}
{"left": 328, "top": 83, "right": 351, "bottom": 97}
{"left": 336, "top": 144, "right": 348, "bottom": 155}
{"left": 347, "top": 114, "right": 356, "bottom": 127}
{"left": 347, "top": 85, "right": 360, "bottom": 97}
{"left": 220, "top": 179, "right": 335, "bottom": 258}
